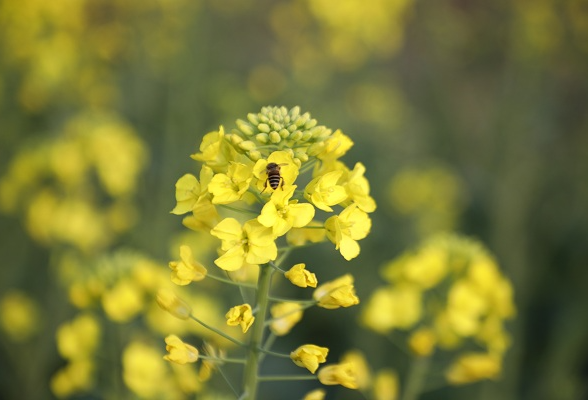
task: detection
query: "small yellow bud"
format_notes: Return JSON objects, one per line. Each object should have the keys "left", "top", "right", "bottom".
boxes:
{"left": 290, "top": 344, "right": 329, "bottom": 373}
{"left": 156, "top": 288, "right": 192, "bottom": 320}
{"left": 408, "top": 328, "right": 436, "bottom": 357}
{"left": 163, "top": 335, "right": 199, "bottom": 364}
{"left": 285, "top": 263, "right": 318, "bottom": 288}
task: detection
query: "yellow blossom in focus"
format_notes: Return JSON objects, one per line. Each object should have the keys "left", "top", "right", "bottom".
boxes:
{"left": 291, "top": 344, "right": 329, "bottom": 373}
{"left": 171, "top": 167, "right": 214, "bottom": 215}
{"left": 361, "top": 286, "right": 422, "bottom": 334}
{"left": 325, "top": 204, "right": 371, "bottom": 260}
{"left": 304, "top": 170, "right": 348, "bottom": 212}
{"left": 164, "top": 335, "right": 199, "bottom": 364}
{"left": 284, "top": 263, "right": 318, "bottom": 288}
{"left": 373, "top": 369, "right": 399, "bottom": 400}
{"left": 56, "top": 314, "right": 100, "bottom": 359}
{"left": 286, "top": 222, "right": 327, "bottom": 246}
{"left": 303, "top": 388, "right": 326, "bottom": 400}
{"left": 156, "top": 288, "right": 192, "bottom": 320}
{"left": 208, "top": 162, "right": 253, "bottom": 204}
{"left": 0, "top": 290, "right": 40, "bottom": 341}
{"left": 50, "top": 359, "right": 95, "bottom": 398}
{"left": 317, "top": 362, "right": 358, "bottom": 389}
{"left": 225, "top": 303, "right": 255, "bottom": 333}
{"left": 252, "top": 150, "right": 300, "bottom": 192}
{"left": 317, "top": 130, "right": 354, "bottom": 162}
{"left": 123, "top": 341, "right": 171, "bottom": 398}
{"left": 169, "top": 245, "right": 207, "bottom": 285}
{"left": 313, "top": 274, "right": 360, "bottom": 309}
{"left": 210, "top": 218, "right": 277, "bottom": 271}
{"left": 270, "top": 302, "right": 304, "bottom": 336}
{"left": 190, "top": 126, "right": 235, "bottom": 171}
{"left": 341, "top": 350, "right": 371, "bottom": 390}
{"left": 101, "top": 279, "right": 144, "bottom": 322}
{"left": 258, "top": 185, "right": 315, "bottom": 237}
{"left": 408, "top": 328, "right": 436, "bottom": 357}
{"left": 341, "top": 162, "right": 376, "bottom": 213}
{"left": 445, "top": 352, "right": 501, "bottom": 385}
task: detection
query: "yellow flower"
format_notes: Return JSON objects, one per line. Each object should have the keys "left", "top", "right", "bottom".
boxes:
{"left": 304, "top": 170, "right": 348, "bottom": 212}
{"left": 210, "top": 218, "right": 277, "bottom": 271}
{"left": 156, "top": 288, "right": 192, "bottom": 320}
{"left": 286, "top": 221, "right": 327, "bottom": 246}
{"left": 290, "top": 344, "right": 329, "bottom": 373}
{"left": 325, "top": 204, "right": 371, "bottom": 260}
{"left": 225, "top": 303, "right": 255, "bottom": 333}
{"left": 171, "top": 167, "right": 213, "bottom": 214}
{"left": 313, "top": 274, "right": 360, "bottom": 309}
{"left": 317, "top": 362, "right": 358, "bottom": 389}
{"left": 445, "top": 352, "right": 501, "bottom": 385}
{"left": 269, "top": 302, "right": 304, "bottom": 336}
{"left": 56, "top": 314, "right": 100, "bottom": 359}
{"left": 190, "top": 126, "right": 235, "bottom": 171}
{"left": 169, "top": 245, "right": 208, "bottom": 285}
{"left": 122, "top": 341, "right": 170, "bottom": 398}
{"left": 258, "top": 185, "right": 315, "bottom": 237}
{"left": 208, "top": 162, "right": 253, "bottom": 204}
{"left": 341, "top": 350, "right": 371, "bottom": 390}
{"left": 373, "top": 369, "right": 399, "bottom": 400}
{"left": 50, "top": 359, "right": 95, "bottom": 398}
{"left": 252, "top": 150, "right": 300, "bottom": 192}
{"left": 446, "top": 280, "right": 488, "bottom": 336}
{"left": 341, "top": 162, "right": 376, "bottom": 213}
{"left": 408, "top": 328, "right": 437, "bottom": 357}
{"left": 0, "top": 290, "right": 40, "bottom": 342}
{"left": 101, "top": 279, "right": 144, "bottom": 323}
{"left": 317, "top": 129, "right": 354, "bottom": 162}
{"left": 163, "top": 335, "right": 199, "bottom": 364}
{"left": 361, "top": 286, "right": 422, "bottom": 333}
{"left": 284, "top": 263, "right": 318, "bottom": 288}
{"left": 303, "top": 389, "right": 326, "bottom": 400}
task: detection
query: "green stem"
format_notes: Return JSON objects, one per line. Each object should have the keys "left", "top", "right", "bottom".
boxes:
{"left": 189, "top": 315, "right": 246, "bottom": 347}
{"left": 199, "top": 355, "right": 247, "bottom": 364}
{"left": 207, "top": 274, "right": 257, "bottom": 289}
{"left": 219, "top": 204, "right": 259, "bottom": 215}
{"left": 242, "top": 264, "right": 273, "bottom": 399}
{"left": 401, "top": 357, "right": 431, "bottom": 400}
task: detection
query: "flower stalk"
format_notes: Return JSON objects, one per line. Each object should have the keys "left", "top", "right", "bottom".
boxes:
{"left": 242, "top": 263, "right": 274, "bottom": 399}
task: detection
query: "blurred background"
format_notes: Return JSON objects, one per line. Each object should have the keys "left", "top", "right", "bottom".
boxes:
{"left": 1, "top": 0, "right": 587, "bottom": 399}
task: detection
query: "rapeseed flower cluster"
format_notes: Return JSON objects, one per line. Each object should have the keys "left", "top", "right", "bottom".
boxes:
{"left": 362, "top": 233, "right": 516, "bottom": 396}
{"left": 164, "top": 106, "right": 375, "bottom": 399}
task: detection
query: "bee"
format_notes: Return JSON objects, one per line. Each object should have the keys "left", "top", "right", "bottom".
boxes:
{"left": 262, "top": 162, "right": 287, "bottom": 192}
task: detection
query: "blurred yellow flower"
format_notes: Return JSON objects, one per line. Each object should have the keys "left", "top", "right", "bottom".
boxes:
{"left": 101, "top": 279, "right": 144, "bottom": 322}
{"left": 341, "top": 350, "right": 371, "bottom": 390}
{"left": 123, "top": 341, "right": 170, "bottom": 398}
{"left": 164, "top": 335, "right": 199, "bottom": 364}
{"left": 258, "top": 185, "right": 315, "bottom": 237}
{"left": 325, "top": 204, "right": 371, "bottom": 260}
{"left": 290, "top": 344, "right": 329, "bottom": 373}
{"left": 302, "top": 388, "right": 326, "bottom": 400}
{"left": 169, "top": 245, "right": 208, "bottom": 285}
{"left": 317, "top": 362, "right": 358, "bottom": 389}
{"left": 408, "top": 328, "right": 436, "bottom": 357}
{"left": 56, "top": 314, "right": 100, "bottom": 359}
{"left": 269, "top": 302, "right": 304, "bottom": 336}
{"left": 284, "top": 263, "right": 318, "bottom": 288}
{"left": 211, "top": 218, "right": 277, "bottom": 271}
{"left": 0, "top": 290, "right": 40, "bottom": 342}
{"left": 225, "top": 303, "right": 255, "bottom": 333}
{"left": 50, "top": 359, "right": 95, "bottom": 399}
{"left": 156, "top": 288, "right": 192, "bottom": 320}
{"left": 361, "top": 286, "right": 422, "bottom": 333}
{"left": 313, "top": 274, "right": 360, "bottom": 309}
{"left": 445, "top": 352, "right": 501, "bottom": 385}
{"left": 373, "top": 369, "right": 399, "bottom": 400}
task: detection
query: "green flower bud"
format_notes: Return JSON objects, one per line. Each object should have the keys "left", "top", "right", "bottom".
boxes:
{"left": 236, "top": 119, "right": 255, "bottom": 136}
{"left": 305, "top": 119, "right": 318, "bottom": 129}
{"left": 307, "top": 142, "right": 325, "bottom": 156}
{"left": 301, "top": 131, "right": 313, "bottom": 141}
{"left": 229, "top": 134, "right": 243, "bottom": 146}
{"left": 269, "top": 131, "right": 282, "bottom": 143}
{"left": 294, "top": 151, "right": 309, "bottom": 162}
{"left": 279, "top": 129, "right": 290, "bottom": 139}
{"left": 289, "top": 130, "right": 303, "bottom": 141}
{"left": 255, "top": 133, "right": 269, "bottom": 144}
{"left": 247, "top": 113, "right": 260, "bottom": 125}
{"left": 248, "top": 150, "right": 262, "bottom": 161}
{"left": 239, "top": 140, "right": 256, "bottom": 151}
{"left": 258, "top": 123, "right": 270, "bottom": 133}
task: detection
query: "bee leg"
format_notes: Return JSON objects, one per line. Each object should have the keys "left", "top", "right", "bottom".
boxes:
{"left": 279, "top": 177, "right": 284, "bottom": 190}
{"left": 261, "top": 179, "right": 269, "bottom": 194}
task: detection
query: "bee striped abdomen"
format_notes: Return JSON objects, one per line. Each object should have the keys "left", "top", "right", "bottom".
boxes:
{"left": 263, "top": 162, "right": 286, "bottom": 192}
{"left": 268, "top": 174, "right": 282, "bottom": 189}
